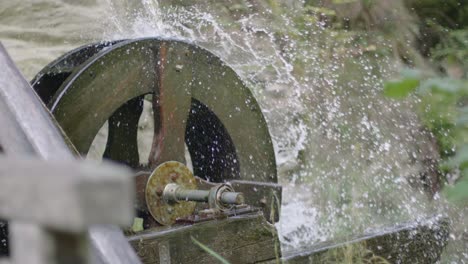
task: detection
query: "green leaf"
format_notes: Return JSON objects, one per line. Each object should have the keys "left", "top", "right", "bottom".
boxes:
{"left": 384, "top": 78, "right": 420, "bottom": 98}
{"left": 131, "top": 217, "right": 144, "bottom": 232}
{"left": 444, "top": 170, "right": 468, "bottom": 204}
{"left": 446, "top": 144, "right": 468, "bottom": 169}
{"left": 191, "top": 236, "right": 231, "bottom": 264}
{"left": 419, "top": 78, "right": 464, "bottom": 94}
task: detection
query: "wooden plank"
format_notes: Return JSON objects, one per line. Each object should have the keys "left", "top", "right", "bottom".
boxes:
{"left": 0, "top": 43, "right": 141, "bottom": 264}
{"left": 0, "top": 157, "right": 134, "bottom": 231}
{"left": 9, "top": 223, "right": 89, "bottom": 264}
{"left": 0, "top": 101, "right": 35, "bottom": 156}
{"left": 0, "top": 44, "right": 74, "bottom": 160}
{"left": 90, "top": 226, "right": 144, "bottom": 264}
{"left": 282, "top": 217, "right": 449, "bottom": 264}
{"left": 128, "top": 212, "right": 280, "bottom": 264}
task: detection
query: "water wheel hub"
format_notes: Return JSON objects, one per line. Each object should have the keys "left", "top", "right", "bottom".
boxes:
{"left": 32, "top": 37, "right": 279, "bottom": 226}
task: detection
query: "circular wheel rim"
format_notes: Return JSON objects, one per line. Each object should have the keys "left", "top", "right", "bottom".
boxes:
{"left": 32, "top": 37, "right": 277, "bottom": 183}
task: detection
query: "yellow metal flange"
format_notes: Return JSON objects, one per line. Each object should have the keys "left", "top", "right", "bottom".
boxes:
{"left": 145, "top": 161, "right": 197, "bottom": 225}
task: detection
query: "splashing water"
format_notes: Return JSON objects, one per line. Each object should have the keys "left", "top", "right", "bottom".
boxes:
{"left": 102, "top": 0, "right": 308, "bottom": 171}
{"left": 96, "top": 0, "right": 446, "bottom": 249}
{"left": 1, "top": 0, "right": 465, "bottom": 261}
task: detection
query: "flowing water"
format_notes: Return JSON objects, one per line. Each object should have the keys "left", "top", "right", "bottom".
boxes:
{"left": 1, "top": 0, "right": 466, "bottom": 262}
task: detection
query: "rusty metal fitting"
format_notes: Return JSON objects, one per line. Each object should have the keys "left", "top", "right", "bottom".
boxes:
{"left": 208, "top": 184, "right": 244, "bottom": 211}
{"left": 163, "top": 183, "right": 244, "bottom": 210}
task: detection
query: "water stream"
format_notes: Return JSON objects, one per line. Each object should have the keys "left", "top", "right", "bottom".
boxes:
{"left": 1, "top": 0, "right": 465, "bottom": 262}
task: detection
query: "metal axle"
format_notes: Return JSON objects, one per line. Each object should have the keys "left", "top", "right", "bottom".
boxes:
{"left": 163, "top": 183, "right": 244, "bottom": 208}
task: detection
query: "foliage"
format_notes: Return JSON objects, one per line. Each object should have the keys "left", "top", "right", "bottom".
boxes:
{"left": 385, "top": 71, "right": 468, "bottom": 203}
{"left": 432, "top": 29, "right": 468, "bottom": 78}
{"left": 383, "top": 69, "right": 421, "bottom": 98}
{"left": 384, "top": 0, "right": 468, "bottom": 205}
{"left": 405, "top": 0, "right": 468, "bottom": 30}
{"left": 131, "top": 217, "right": 144, "bottom": 232}
{"left": 317, "top": 241, "right": 390, "bottom": 264}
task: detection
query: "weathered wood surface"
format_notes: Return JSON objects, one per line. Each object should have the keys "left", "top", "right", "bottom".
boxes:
{"left": 0, "top": 157, "right": 134, "bottom": 231}
{"left": 0, "top": 46, "right": 74, "bottom": 159}
{"left": 9, "top": 224, "right": 90, "bottom": 264}
{"left": 128, "top": 211, "right": 280, "bottom": 264}
{"left": 90, "top": 226, "right": 145, "bottom": 264}
{"left": 0, "top": 43, "right": 141, "bottom": 264}
{"left": 282, "top": 217, "right": 449, "bottom": 264}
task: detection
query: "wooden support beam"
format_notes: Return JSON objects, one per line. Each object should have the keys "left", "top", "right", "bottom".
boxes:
{"left": 0, "top": 157, "right": 134, "bottom": 231}
{"left": 281, "top": 217, "right": 449, "bottom": 264}
{"left": 128, "top": 212, "right": 280, "bottom": 264}
{"left": 0, "top": 43, "right": 141, "bottom": 264}
{"left": 0, "top": 44, "right": 74, "bottom": 159}
{"left": 9, "top": 223, "right": 89, "bottom": 264}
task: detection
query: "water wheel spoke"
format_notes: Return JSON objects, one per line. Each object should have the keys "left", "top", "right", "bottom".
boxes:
{"left": 103, "top": 96, "right": 144, "bottom": 168}
{"left": 148, "top": 42, "right": 193, "bottom": 168}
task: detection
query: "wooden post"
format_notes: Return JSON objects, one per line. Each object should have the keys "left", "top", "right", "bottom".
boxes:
{"left": 0, "top": 43, "right": 141, "bottom": 264}
{"left": 0, "top": 158, "right": 135, "bottom": 264}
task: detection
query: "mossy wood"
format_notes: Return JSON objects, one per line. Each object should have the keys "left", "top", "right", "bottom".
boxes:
{"left": 128, "top": 212, "right": 279, "bottom": 264}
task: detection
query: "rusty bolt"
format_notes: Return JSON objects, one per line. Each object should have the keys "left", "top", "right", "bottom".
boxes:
{"left": 155, "top": 187, "right": 164, "bottom": 196}
{"left": 170, "top": 172, "right": 179, "bottom": 182}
